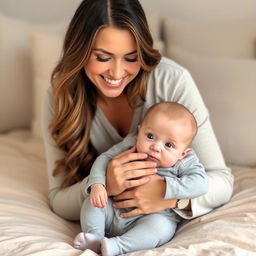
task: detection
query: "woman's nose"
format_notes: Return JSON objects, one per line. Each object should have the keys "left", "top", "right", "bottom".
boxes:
{"left": 109, "top": 60, "right": 124, "bottom": 79}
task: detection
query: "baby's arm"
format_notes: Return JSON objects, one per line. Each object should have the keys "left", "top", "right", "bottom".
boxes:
{"left": 164, "top": 150, "right": 208, "bottom": 200}
{"left": 90, "top": 183, "right": 108, "bottom": 208}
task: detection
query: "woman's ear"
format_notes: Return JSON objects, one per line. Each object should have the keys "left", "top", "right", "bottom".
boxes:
{"left": 178, "top": 148, "right": 191, "bottom": 160}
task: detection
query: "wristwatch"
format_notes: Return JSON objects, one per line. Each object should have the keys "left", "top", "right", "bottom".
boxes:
{"left": 177, "top": 199, "right": 190, "bottom": 210}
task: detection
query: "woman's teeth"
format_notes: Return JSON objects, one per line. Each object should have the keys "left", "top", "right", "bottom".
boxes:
{"left": 104, "top": 77, "right": 122, "bottom": 85}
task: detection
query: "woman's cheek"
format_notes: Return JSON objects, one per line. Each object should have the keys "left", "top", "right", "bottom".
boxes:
{"left": 85, "top": 59, "right": 107, "bottom": 75}
{"left": 128, "top": 62, "right": 141, "bottom": 76}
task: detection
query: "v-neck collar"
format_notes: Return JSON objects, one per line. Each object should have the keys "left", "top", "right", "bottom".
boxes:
{"left": 96, "top": 105, "right": 142, "bottom": 140}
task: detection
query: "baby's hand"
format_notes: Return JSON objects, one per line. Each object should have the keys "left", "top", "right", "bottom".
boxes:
{"left": 90, "top": 184, "right": 108, "bottom": 208}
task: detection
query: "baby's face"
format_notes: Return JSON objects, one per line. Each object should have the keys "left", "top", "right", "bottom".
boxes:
{"left": 136, "top": 112, "right": 191, "bottom": 167}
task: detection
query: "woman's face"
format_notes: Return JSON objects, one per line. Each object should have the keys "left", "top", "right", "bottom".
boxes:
{"left": 84, "top": 27, "right": 142, "bottom": 100}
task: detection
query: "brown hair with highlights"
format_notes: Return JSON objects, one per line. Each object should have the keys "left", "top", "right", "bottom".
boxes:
{"left": 49, "top": 0, "right": 161, "bottom": 188}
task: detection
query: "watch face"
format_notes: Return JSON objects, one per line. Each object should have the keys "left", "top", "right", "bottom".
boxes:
{"left": 178, "top": 199, "right": 189, "bottom": 209}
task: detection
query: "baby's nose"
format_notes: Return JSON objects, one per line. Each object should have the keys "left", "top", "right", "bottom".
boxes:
{"left": 150, "top": 142, "right": 161, "bottom": 152}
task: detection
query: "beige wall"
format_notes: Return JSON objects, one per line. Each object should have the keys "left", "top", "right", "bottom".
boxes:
{"left": 1, "top": 0, "right": 256, "bottom": 23}
{"left": 141, "top": 0, "right": 256, "bottom": 21}
{"left": 0, "top": 0, "right": 81, "bottom": 22}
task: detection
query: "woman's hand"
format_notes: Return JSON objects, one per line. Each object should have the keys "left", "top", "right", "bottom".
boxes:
{"left": 112, "top": 175, "right": 178, "bottom": 218}
{"left": 106, "top": 146, "right": 157, "bottom": 196}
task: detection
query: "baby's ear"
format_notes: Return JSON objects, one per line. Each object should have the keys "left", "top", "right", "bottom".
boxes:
{"left": 178, "top": 148, "right": 191, "bottom": 160}
{"left": 137, "top": 124, "right": 141, "bottom": 132}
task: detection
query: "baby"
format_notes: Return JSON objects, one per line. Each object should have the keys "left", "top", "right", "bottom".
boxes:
{"left": 74, "top": 102, "right": 208, "bottom": 256}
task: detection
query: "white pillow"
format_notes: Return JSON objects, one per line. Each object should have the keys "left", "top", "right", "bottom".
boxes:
{"left": 163, "top": 17, "right": 256, "bottom": 58}
{"left": 147, "top": 14, "right": 165, "bottom": 54}
{"left": 0, "top": 13, "right": 33, "bottom": 131}
{"left": 0, "top": 12, "right": 67, "bottom": 132}
{"left": 30, "top": 33, "right": 63, "bottom": 139}
{"left": 167, "top": 46, "right": 256, "bottom": 166}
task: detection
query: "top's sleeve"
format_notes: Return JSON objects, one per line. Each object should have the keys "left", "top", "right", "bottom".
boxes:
{"left": 85, "top": 135, "right": 136, "bottom": 193}
{"left": 42, "top": 87, "right": 89, "bottom": 221}
{"left": 165, "top": 68, "right": 234, "bottom": 219}
{"left": 164, "top": 151, "right": 208, "bottom": 200}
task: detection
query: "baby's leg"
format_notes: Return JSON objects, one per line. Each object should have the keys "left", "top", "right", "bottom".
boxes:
{"left": 101, "top": 213, "right": 177, "bottom": 256}
{"left": 74, "top": 197, "right": 114, "bottom": 252}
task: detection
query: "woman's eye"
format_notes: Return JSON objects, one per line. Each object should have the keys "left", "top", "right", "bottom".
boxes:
{"left": 124, "top": 57, "right": 137, "bottom": 62}
{"left": 165, "top": 142, "right": 174, "bottom": 148}
{"left": 96, "top": 56, "right": 111, "bottom": 62}
{"left": 146, "top": 133, "right": 154, "bottom": 140}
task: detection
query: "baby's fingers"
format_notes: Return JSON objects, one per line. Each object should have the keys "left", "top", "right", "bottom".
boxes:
{"left": 90, "top": 196, "right": 98, "bottom": 207}
{"left": 102, "top": 191, "right": 108, "bottom": 208}
{"left": 90, "top": 195, "right": 106, "bottom": 208}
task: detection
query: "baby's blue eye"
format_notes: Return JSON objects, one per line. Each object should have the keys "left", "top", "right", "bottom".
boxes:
{"left": 165, "top": 142, "right": 173, "bottom": 148}
{"left": 146, "top": 133, "right": 154, "bottom": 140}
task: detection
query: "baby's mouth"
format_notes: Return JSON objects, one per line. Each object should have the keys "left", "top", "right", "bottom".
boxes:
{"left": 147, "top": 155, "right": 158, "bottom": 162}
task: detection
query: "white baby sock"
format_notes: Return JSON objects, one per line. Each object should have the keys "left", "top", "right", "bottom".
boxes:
{"left": 101, "top": 237, "right": 120, "bottom": 256}
{"left": 74, "top": 232, "right": 101, "bottom": 253}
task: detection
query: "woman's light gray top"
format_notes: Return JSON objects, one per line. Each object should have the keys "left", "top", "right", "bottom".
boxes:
{"left": 42, "top": 57, "right": 233, "bottom": 220}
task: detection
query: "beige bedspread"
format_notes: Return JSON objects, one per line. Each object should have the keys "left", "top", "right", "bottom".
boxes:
{"left": 1, "top": 131, "right": 256, "bottom": 256}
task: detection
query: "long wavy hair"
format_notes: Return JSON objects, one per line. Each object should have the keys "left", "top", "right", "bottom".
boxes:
{"left": 50, "top": 0, "right": 161, "bottom": 188}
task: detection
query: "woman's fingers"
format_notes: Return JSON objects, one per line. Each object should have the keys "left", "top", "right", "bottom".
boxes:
{"left": 112, "top": 152, "right": 148, "bottom": 166}
{"left": 114, "top": 159, "right": 157, "bottom": 178}
{"left": 106, "top": 148, "right": 157, "bottom": 195}
{"left": 111, "top": 175, "right": 170, "bottom": 217}
{"left": 113, "top": 199, "right": 136, "bottom": 209}
{"left": 113, "top": 199, "right": 143, "bottom": 218}
{"left": 124, "top": 176, "right": 152, "bottom": 190}
{"left": 113, "top": 146, "right": 136, "bottom": 159}
{"left": 120, "top": 208, "right": 143, "bottom": 218}
{"left": 123, "top": 165, "right": 157, "bottom": 180}
{"left": 113, "top": 190, "right": 133, "bottom": 201}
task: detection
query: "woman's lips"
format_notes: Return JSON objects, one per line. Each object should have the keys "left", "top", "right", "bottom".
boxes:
{"left": 101, "top": 75, "right": 124, "bottom": 88}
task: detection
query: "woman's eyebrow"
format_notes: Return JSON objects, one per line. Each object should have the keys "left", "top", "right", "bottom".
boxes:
{"left": 93, "top": 48, "right": 137, "bottom": 56}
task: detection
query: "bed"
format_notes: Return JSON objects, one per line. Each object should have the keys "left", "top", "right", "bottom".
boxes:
{"left": 1, "top": 1, "right": 256, "bottom": 255}
{"left": 1, "top": 131, "right": 256, "bottom": 255}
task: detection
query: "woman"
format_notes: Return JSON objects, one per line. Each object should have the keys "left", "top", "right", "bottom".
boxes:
{"left": 42, "top": 0, "right": 233, "bottom": 223}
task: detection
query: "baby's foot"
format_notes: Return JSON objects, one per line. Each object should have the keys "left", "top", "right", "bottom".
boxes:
{"left": 74, "top": 232, "right": 101, "bottom": 253}
{"left": 101, "top": 237, "right": 119, "bottom": 256}
{"left": 101, "top": 237, "right": 111, "bottom": 256}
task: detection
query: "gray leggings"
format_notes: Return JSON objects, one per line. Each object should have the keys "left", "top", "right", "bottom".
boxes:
{"left": 80, "top": 198, "right": 177, "bottom": 255}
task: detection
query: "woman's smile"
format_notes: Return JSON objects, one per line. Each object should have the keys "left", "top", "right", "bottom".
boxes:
{"left": 101, "top": 75, "right": 125, "bottom": 88}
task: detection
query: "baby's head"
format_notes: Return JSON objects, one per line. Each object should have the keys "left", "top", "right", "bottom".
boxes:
{"left": 136, "top": 102, "right": 197, "bottom": 167}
